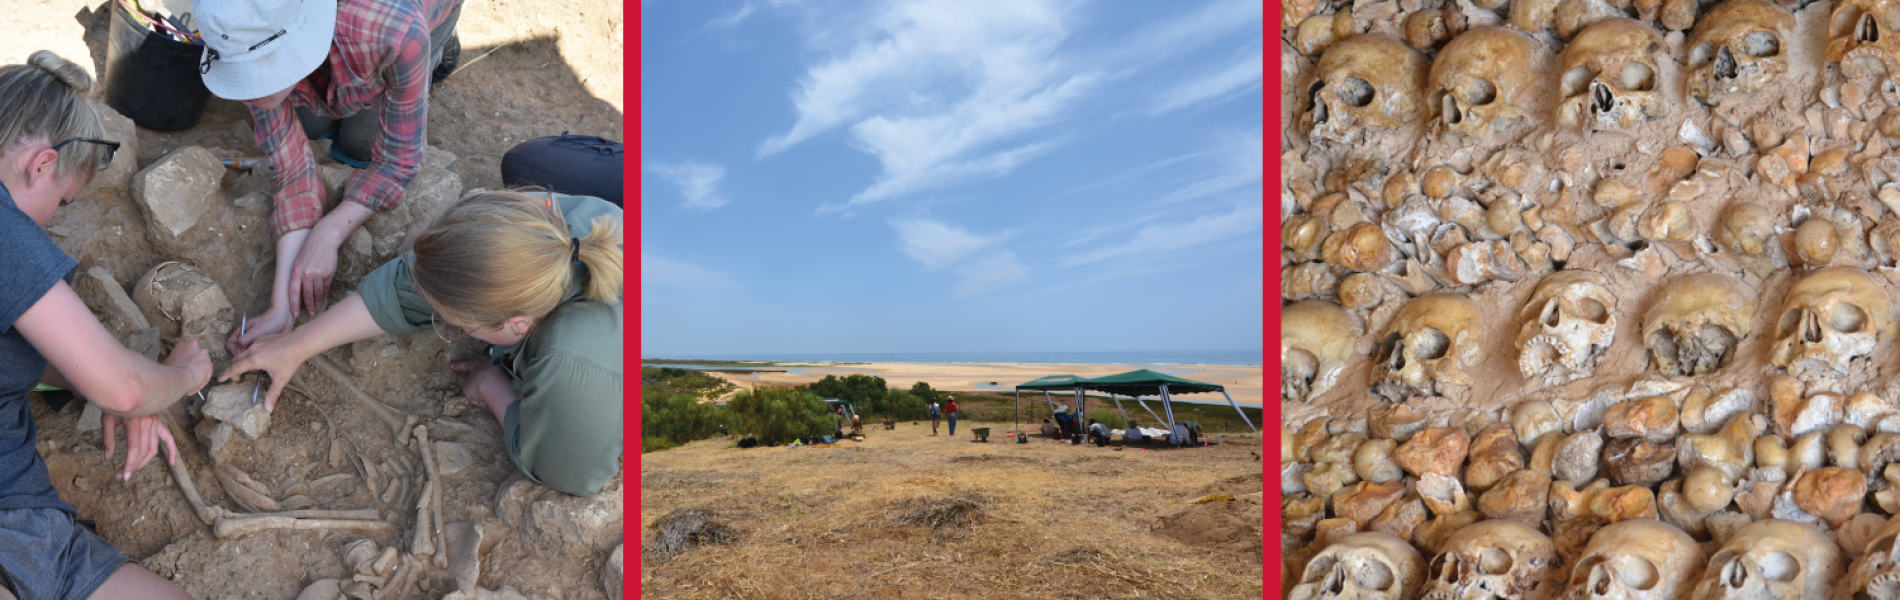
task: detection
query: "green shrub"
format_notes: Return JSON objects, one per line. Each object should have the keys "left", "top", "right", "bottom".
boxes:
{"left": 641, "top": 389, "right": 731, "bottom": 453}
{"left": 728, "top": 386, "right": 838, "bottom": 445}
{"left": 883, "top": 389, "right": 929, "bottom": 420}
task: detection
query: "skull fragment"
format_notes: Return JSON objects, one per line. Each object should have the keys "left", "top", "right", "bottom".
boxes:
{"left": 1424, "top": 519, "right": 1563, "bottom": 600}
{"left": 1290, "top": 531, "right": 1427, "bottom": 600}
{"left": 1828, "top": 0, "right": 1900, "bottom": 81}
{"left": 1686, "top": 0, "right": 1794, "bottom": 106}
{"left": 1284, "top": 300, "right": 1364, "bottom": 403}
{"left": 1558, "top": 18, "right": 1673, "bottom": 133}
{"left": 1563, "top": 519, "right": 1705, "bottom": 600}
{"left": 1769, "top": 267, "right": 1896, "bottom": 376}
{"left": 1642, "top": 273, "right": 1757, "bottom": 377}
{"left": 1305, "top": 34, "right": 1432, "bottom": 146}
{"left": 1689, "top": 519, "right": 1841, "bottom": 600}
{"left": 1374, "top": 294, "right": 1485, "bottom": 401}
{"left": 1518, "top": 270, "right": 1619, "bottom": 382}
{"left": 1429, "top": 26, "right": 1549, "bottom": 142}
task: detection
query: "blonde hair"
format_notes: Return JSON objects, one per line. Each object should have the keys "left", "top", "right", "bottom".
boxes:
{"left": 410, "top": 190, "right": 623, "bottom": 329}
{"left": 0, "top": 51, "right": 106, "bottom": 177}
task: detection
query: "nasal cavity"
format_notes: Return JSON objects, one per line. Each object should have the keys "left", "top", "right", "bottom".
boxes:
{"left": 1715, "top": 46, "right": 1738, "bottom": 79}
{"left": 1862, "top": 13, "right": 1881, "bottom": 43}
{"left": 1592, "top": 82, "right": 1614, "bottom": 113}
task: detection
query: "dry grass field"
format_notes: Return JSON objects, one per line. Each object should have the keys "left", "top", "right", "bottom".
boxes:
{"left": 640, "top": 420, "right": 1264, "bottom": 599}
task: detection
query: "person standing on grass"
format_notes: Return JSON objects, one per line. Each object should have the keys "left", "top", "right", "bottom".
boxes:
{"left": 0, "top": 50, "right": 212, "bottom": 600}
{"left": 928, "top": 400, "right": 941, "bottom": 436}
{"left": 225, "top": 189, "right": 623, "bottom": 497}
{"left": 945, "top": 398, "right": 960, "bottom": 437}
{"left": 195, "top": 0, "right": 466, "bottom": 352}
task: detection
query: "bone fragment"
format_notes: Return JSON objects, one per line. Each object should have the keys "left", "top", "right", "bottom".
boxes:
{"left": 417, "top": 425, "right": 449, "bottom": 568}
{"left": 213, "top": 515, "right": 395, "bottom": 538}
{"left": 309, "top": 355, "right": 411, "bottom": 438}
{"left": 411, "top": 479, "right": 436, "bottom": 558}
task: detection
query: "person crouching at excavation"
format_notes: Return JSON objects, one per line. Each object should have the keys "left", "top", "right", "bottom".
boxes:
{"left": 0, "top": 51, "right": 210, "bottom": 600}
{"left": 196, "top": 0, "right": 465, "bottom": 351}
{"left": 1088, "top": 419, "right": 1112, "bottom": 447}
{"left": 224, "top": 190, "right": 624, "bottom": 497}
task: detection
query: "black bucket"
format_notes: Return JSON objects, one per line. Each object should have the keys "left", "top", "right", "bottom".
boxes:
{"left": 102, "top": 1, "right": 211, "bottom": 131}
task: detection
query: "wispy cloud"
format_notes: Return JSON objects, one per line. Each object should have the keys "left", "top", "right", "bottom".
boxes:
{"left": 955, "top": 251, "right": 1029, "bottom": 296}
{"left": 1151, "top": 46, "right": 1262, "bottom": 115}
{"left": 890, "top": 217, "right": 997, "bottom": 270}
{"left": 1062, "top": 203, "right": 1262, "bottom": 266}
{"left": 642, "top": 254, "right": 742, "bottom": 289}
{"left": 1157, "top": 126, "right": 1263, "bottom": 205}
{"left": 707, "top": 2, "right": 757, "bottom": 28}
{"left": 757, "top": 0, "right": 1095, "bottom": 210}
{"left": 647, "top": 161, "right": 730, "bottom": 211}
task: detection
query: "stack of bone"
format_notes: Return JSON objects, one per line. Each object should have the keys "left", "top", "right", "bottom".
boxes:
{"left": 1283, "top": 0, "right": 1900, "bottom": 596}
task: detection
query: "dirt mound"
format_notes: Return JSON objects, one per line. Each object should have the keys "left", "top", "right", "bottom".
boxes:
{"left": 1152, "top": 496, "right": 1263, "bottom": 556}
{"left": 888, "top": 494, "right": 985, "bottom": 531}
{"left": 648, "top": 509, "right": 737, "bottom": 558}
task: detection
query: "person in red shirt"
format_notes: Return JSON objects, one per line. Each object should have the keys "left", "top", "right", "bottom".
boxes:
{"left": 195, "top": 0, "right": 463, "bottom": 352}
{"left": 944, "top": 399, "right": 960, "bottom": 437}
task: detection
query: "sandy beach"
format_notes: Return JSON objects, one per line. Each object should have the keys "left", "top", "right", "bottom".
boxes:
{"left": 678, "top": 362, "right": 1264, "bottom": 407}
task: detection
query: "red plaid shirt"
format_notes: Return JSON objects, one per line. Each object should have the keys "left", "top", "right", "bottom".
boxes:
{"left": 247, "top": 0, "right": 457, "bottom": 238}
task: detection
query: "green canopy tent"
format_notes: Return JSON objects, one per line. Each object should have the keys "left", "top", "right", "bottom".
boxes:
{"left": 1013, "top": 375, "right": 1089, "bottom": 435}
{"left": 1078, "top": 369, "right": 1258, "bottom": 439}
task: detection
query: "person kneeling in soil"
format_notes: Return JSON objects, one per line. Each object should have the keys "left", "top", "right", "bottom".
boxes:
{"left": 0, "top": 51, "right": 211, "bottom": 600}
{"left": 1088, "top": 419, "right": 1112, "bottom": 447}
{"left": 226, "top": 190, "right": 624, "bottom": 497}
{"left": 1038, "top": 418, "right": 1058, "bottom": 439}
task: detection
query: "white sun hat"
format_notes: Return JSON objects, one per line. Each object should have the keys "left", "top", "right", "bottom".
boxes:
{"left": 193, "top": 0, "right": 337, "bottom": 100}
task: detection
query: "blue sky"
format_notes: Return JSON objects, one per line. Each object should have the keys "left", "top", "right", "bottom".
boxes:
{"left": 640, "top": 0, "right": 1264, "bottom": 357}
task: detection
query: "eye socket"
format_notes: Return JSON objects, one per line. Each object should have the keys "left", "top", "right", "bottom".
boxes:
{"left": 1610, "top": 556, "right": 1660, "bottom": 591}
{"left": 1561, "top": 66, "right": 1597, "bottom": 97}
{"left": 1758, "top": 552, "right": 1800, "bottom": 582}
{"left": 1304, "top": 554, "right": 1337, "bottom": 582}
{"left": 1577, "top": 298, "right": 1611, "bottom": 324}
{"left": 1621, "top": 62, "right": 1655, "bottom": 91}
{"left": 1375, "top": 332, "right": 1403, "bottom": 363}
{"left": 1413, "top": 328, "right": 1451, "bottom": 360}
{"left": 1356, "top": 558, "right": 1395, "bottom": 591}
{"left": 1742, "top": 32, "right": 1781, "bottom": 58}
{"left": 1338, "top": 77, "right": 1376, "bottom": 108}
{"left": 1829, "top": 303, "right": 1869, "bottom": 333}
{"left": 1478, "top": 547, "right": 1513, "bottom": 575}
{"left": 1778, "top": 309, "right": 1804, "bottom": 338}
{"left": 1691, "top": 41, "right": 1717, "bottom": 67}
{"left": 1459, "top": 76, "right": 1497, "bottom": 106}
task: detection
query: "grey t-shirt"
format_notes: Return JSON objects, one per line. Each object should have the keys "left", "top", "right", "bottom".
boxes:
{"left": 0, "top": 183, "right": 78, "bottom": 513}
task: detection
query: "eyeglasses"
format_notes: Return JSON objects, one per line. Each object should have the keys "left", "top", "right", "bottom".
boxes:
{"left": 431, "top": 312, "right": 472, "bottom": 344}
{"left": 51, "top": 137, "right": 121, "bottom": 172}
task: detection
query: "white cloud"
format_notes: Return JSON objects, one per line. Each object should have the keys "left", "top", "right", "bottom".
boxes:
{"left": 1062, "top": 203, "right": 1262, "bottom": 266}
{"left": 954, "top": 251, "right": 1029, "bottom": 296}
{"left": 1157, "top": 126, "right": 1263, "bottom": 205}
{"left": 890, "top": 217, "right": 996, "bottom": 270}
{"left": 758, "top": 0, "right": 1093, "bottom": 208}
{"left": 647, "top": 161, "right": 729, "bottom": 211}
{"left": 641, "top": 254, "right": 741, "bottom": 289}
{"left": 1108, "top": 0, "right": 1261, "bottom": 64}
{"left": 1151, "top": 47, "right": 1262, "bottom": 115}
{"left": 708, "top": 2, "right": 758, "bottom": 28}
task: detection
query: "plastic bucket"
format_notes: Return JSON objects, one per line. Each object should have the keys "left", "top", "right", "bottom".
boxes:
{"left": 103, "top": 1, "right": 211, "bottom": 131}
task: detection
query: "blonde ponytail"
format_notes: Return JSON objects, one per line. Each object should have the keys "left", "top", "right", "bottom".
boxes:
{"left": 0, "top": 51, "right": 106, "bottom": 177}
{"left": 411, "top": 191, "right": 624, "bottom": 329}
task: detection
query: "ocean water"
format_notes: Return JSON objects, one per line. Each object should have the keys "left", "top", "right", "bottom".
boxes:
{"left": 643, "top": 350, "right": 1261, "bottom": 366}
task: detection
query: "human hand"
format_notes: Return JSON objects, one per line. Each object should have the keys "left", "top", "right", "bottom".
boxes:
{"left": 221, "top": 333, "right": 304, "bottom": 411}
{"left": 451, "top": 361, "right": 515, "bottom": 415}
{"left": 288, "top": 234, "right": 341, "bottom": 317}
{"left": 226, "top": 307, "right": 294, "bottom": 356}
{"left": 101, "top": 413, "right": 176, "bottom": 481}
{"left": 165, "top": 339, "right": 213, "bottom": 391}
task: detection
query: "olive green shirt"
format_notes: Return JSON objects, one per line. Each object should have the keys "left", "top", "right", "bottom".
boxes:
{"left": 359, "top": 193, "right": 623, "bottom": 496}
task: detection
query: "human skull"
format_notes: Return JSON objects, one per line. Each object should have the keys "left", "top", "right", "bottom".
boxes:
{"left": 1518, "top": 270, "right": 1619, "bottom": 382}
{"left": 1685, "top": 0, "right": 1794, "bottom": 106}
{"left": 1558, "top": 18, "right": 1673, "bottom": 133}
{"left": 1424, "top": 520, "right": 1563, "bottom": 600}
{"left": 1642, "top": 273, "right": 1758, "bottom": 377}
{"left": 1284, "top": 301, "right": 1364, "bottom": 403}
{"left": 1828, "top": 0, "right": 1900, "bottom": 81}
{"left": 1305, "top": 34, "right": 1432, "bottom": 146}
{"left": 1690, "top": 519, "right": 1842, "bottom": 600}
{"left": 1290, "top": 531, "right": 1427, "bottom": 600}
{"left": 1841, "top": 516, "right": 1900, "bottom": 600}
{"left": 1429, "top": 26, "right": 1549, "bottom": 141}
{"left": 1563, "top": 520, "right": 1706, "bottom": 600}
{"left": 1769, "top": 267, "right": 1896, "bottom": 376}
{"left": 1373, "top": 294, "right": 1484, "bottom": 401}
